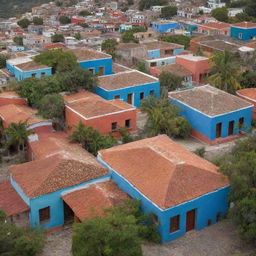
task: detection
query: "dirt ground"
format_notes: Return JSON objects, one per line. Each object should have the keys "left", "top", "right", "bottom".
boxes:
{"left": 40, "top": 220, "right": 255, "bottom": 256}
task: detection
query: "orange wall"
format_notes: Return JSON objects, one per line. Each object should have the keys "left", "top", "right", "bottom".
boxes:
{"left": 65, "top": 107, "right": 137, "bottom": 136}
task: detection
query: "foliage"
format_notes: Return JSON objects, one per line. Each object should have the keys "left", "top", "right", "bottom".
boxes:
{"left": 245, "top": 0, "right": 256, "bottom": 18}
{"left": 141, "top": 97, "right": 191, "bottom": 138}
{"left": 72, "top": 199, "right": 160, "bottom": 256}
{"left": 240, "top": 70, "right": 256, "bottom": 88}
{"left": 217, "top": 134, "right": 256, "bottom": 243}
{"left": 122, "top": 26, "right": 147, "bottom": 43}
{"left": 32, "top": 17, "right": 43, "bottom": 25}
{"left": 59, "top": 15, "right": 71, "bottom": 24}
{"left": 161, "top": 6, "right": 177, "bottom": 19}
{"left": 79, "top": 23, "right": 89, "bottom": 28}
{"left": 209, "top": 51, "right": 241, "bottom": 93}
{"left": 233, "top": 12, "right": 252, "bottom": 22}
{"left": 78, "top": 9, "right": 91, "bottom": 16}
{"left": 159, "top": 35, "right": 191, "bottom": 49}
{"left": 0, "top": 209, "right": 45, "bottom": 256}
{"left": 194, "top": 147, "right": 206, "bottom": 158}
{"left": 0, "top": 55, "right": 8, "bottom": 69}
{"left": 74, "top": 33, "right": 81, "bottom": 40}
{"left": 3, "top": 121, "right": 33, "bottom": 152}
{"left": 136, "top": 61, "right": 147, "bottom": 73}
{"left": 211, "top": 7, "right": 229, "bottom": 22}
{"left": 13, "top": 36, "right": 23, "bottom": 46}
{"left": 159, "top": 71, "right": 183, "bottom": 96}
{"left": 17, "top": 18, "right": 31, "bottom": 29}
{"left": 139, "top": 0, "right": 168, "bottom": 11}
{"left": 34, "top": 49, "right": 78, "bottom": 73}
{"left": 101, "top": 39, "right": 118, "bottom": 59}
{"left": 51, "top": 33, "right": 65, "bottom": 43}
{"left": 69, "top": 122, "right": 117, "bottom": 156}
{"left": 119, "top": 127, "right": 134, "bottom": 144}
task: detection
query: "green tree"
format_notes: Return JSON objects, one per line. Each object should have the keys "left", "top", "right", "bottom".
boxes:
{"left": 141, "top": 97, "right": 191, "bottom": 138}
{"left": 32, "top": 16, "right": 43, "bottom": 25}
{"left": 159, "top": 71, "right": 183, "bottom": 96}
{"left": 13, "top": 36, "right": 23, "bottom": 46}
{"left": 240, "top": 70, "right": 256, "bottom": 88}
{"left": 74, "top": 33, "right": 81, "bottom": 40}
{"left": 78, "top": 9, "right": 91, "bottom": 16}
{"left": 234, "top": 12, "right": 251, "bottom": 22}
{"left": 139, "top": 0, "right": 168, "bottom": 11}
{"left": 17, "top": 18, "right": 31, "bottom": 29}
{"left": 69, "top": 122, "right": 117, "bottom": 156}
{"left": 161, "top": 6, "right": 177, "bottom": 19}
{"left": 0, "top": 210, "right": 45, "bottom": 256}
{"left": 245, "top": 0, "right": 256, "bottom": 18}
{"left": 136, "top": 61, "right": 147, "bottom": 73}
{"left": 51, "top": 33, "right": 65, "bottom": 43}
{"left": 79, "top": 23, "right": 89, "bottom": 28}
{"left": 159, "top": 35, "right": 190, "bottom": 49}
{"left": 101, "top": 39, "right": 118, "bottom": 59}
{"left": 0, "top": 55, "right": 8, "bottom": 69}
{"left": 122, "top": 26, "right": 147, "bottom": 43}
{"left": 211, "top": 7, "right": 229, "bottom": 22}
{"left": 4, "top": 121, "right": 33, "bottom": 152}
{"left": 59, "top": 15, "right": 71, "bottom": 24}
{"left": 34, "top": 49, "right": 78, "bottom": 73}
{"left": 209, "top": 51, "right": 241, "bottom": 93}
{"left": 72, "top": 200, "right": 160, "bottom": 256}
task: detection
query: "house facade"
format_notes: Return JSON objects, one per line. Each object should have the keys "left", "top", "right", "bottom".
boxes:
{"left": 230, "top": 22, "right": 256, "bottom": 41}
{"left": 152, "top": 21, "right": 180, "bottom": 33}
{"left": 98, "top": 135, "right": 230, "bottom": 242}
{"left": 169, "top": 85, "right": 253, "bottom": 145}
{"left": 197, "top": 22, "right": 230, "bottom": 36}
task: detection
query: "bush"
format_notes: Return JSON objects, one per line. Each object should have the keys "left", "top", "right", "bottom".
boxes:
{"left": 194, "top": 147, "right": 206, "bottom": 158}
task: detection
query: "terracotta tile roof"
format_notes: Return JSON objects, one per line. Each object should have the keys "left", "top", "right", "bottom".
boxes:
{"left": 0, "top": 104, "right": 48, "bottom": 128}
{"left": 62, "top": 181, "right": 129, "bottom": 220}
{"left": 15, "top": 61, "right": 49, "bottom": 71}
{"left": 0, "top": 91, "right": 24, "bottom": 99}
{"left": 112, "top": 63, "right": 132, "bottom": 73}
{"left": 199, "top": 22, "right": 230, "bottom": 29}
{"left": 9, "top": 154, "right": 108, "bottom": 198}
{"left": 245, "top": 42, "right": 256, "bottom": 49}
{"left": 65, "top": 91, "right": 135, "bottom": 118}
{"left": 236, "top": 88, "right": 256, "bottom": 102}
{"left": 142, "top": 41, "right": 184, "bottom": 50}
{"left": 232, "top": 22, "right": 256, "bottom": 28}
{"left": 116, "top": 43, "right": 143, "bottom": 50}
{"left": 169, "top": 85, "right": 253, "bottom": 116}
{"left": 65, "top": 47, "right": 111, "bottom": 61}
{"left": 199, "top": 40, "right": 239, "bottom": 52}
{"left": 44, "top": 42, "right": 66, "bottom": 49}
{"left": 99, "top": 135, "right": 229, "bottom": 209}
{"left": 157, "top": 64, "right": 192, "bottom": 78}
{"left": 0, "top": 181, "right": 29, "bottom": 216}
{"left": 97, "top": 71, "right": 158, "bottom": 91}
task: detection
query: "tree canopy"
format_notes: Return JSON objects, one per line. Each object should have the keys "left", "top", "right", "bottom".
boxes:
{"left": 13, "top": 36, "right": 23, "bottom": 46}
{"left": 211, "top": 7, "right": 229, "bottom": 22}
{"left": 32, "top": 17, "right": 43, "bottom": 25}
{"left": 17, "top": 18, "right": 31, "bottom": 29}
{"left": 159, "top": 71, "right": 183, "bottom": 96}
{"left": 0, "top": 55, "right": 8, "bottom": 69}
{"left": 159, "top": 35, "right": 190, "bottom": 49}
{"left": 161, "top": 6, "right": 177, "bottom": 19}
{"left": 101, "top": 39, "right": 118, "bottom": 59}
{"left": 59, "top": 15, "right": 71, "bottom": 24}
{"left": 78, "top": 9, "right": 91, "bottom": 16}
{"left": 51, "top": 33, "right": 65, "bottom": 43}
{"left": 138, "top": 0, "right": 168, "bottom": 11}
{"left": 122, "top": 26, "right": 147, "bottom": 43}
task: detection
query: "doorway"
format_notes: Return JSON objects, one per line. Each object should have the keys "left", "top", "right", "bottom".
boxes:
{"left": 186, "top": 209, "right": 196, "bottom": 232}
{"left": 228, "top": 121, "right": 234, "bottom": 136}
{"left": 127, "top": 93, "right": 133, "bottom": 105}
{"left": 99, "top": 66, "right": 104, "bottom": 76}
{"left": 63, "top": 201, "right": 74, "bottom": 224}
{"left": 216, "top": 123, "right": 222, "bottom": 138}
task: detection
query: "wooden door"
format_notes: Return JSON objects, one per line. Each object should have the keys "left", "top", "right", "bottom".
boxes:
{"left": 216, "top": 123, "right": 222, "bottom": 138}
{"left": 228, "top": 121, "right": 234, "bottom": 136}
{"left": 99, "top": 66, "right": 104, "bottom": 76}
{"left": 186, "top": 209, "right": 195, "bottom": 232}
{"left": 63, "top": 201, "right": 74, "bottom": 223}
{"left": 127, "top": 93, "right": 133, "bottom": 104}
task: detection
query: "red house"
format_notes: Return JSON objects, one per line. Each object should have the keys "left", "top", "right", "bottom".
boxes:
{"left": 64, "top": 91, "right": 137, "bottom": 136}
{"left": 197, "top": 22, "right": 230, "bottom": 36}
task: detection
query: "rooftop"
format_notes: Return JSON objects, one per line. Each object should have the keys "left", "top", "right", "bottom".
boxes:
{"left": 199, "top": 40, "right": 239, "bottom": 52}
{"left": 199, "top": 22, "right": 230, "bottom": 29}
{"left": 236, "top": 88, "right": 256, "bottom": 102}
{"left": 156, "top": 64, "right": 192, "bottom": 77}
{"left": 142, "top": 41, "right": 184, "bottom": 50}
{"left": 9, "top": 154, "right": 108, "bottom": 198}
{"left": 169, "top": 85, "right": 253, "bottom": 116}
{"left": 97, "top": 70, "right": 158, "bottom": 91}
{"left": 232, "top": 22, "right": 256, "bottom": 29}
{"left": 0, "top": 181, "right": 29, "bottom": 216}
{"left": 0, "top": 91, "right": 23, "bottom": 99}
{"left": 99, "top": 135, "right": 229, "bottom": 210}
{"left": 65, "top": 91, "right": 135, "bottom": 119}
{"left": 177, "top": 54, "right": 208, "bottom": 62}
{"left": 15, "top": 61, "right": 50, "bottom": 71}
{"left": 66, "top": 47, "right": 111, "bottom": 61}
{"left": 112, "top": 63, "right": 132, "bottom": 73}
{"left": 62, "top": 181, "right": 129, "bottom": 221}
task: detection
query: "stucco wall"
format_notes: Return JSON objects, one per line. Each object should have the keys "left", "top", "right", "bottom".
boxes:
{"left": 79, "top": 58, "right": 113, "bottom": 75}
{"left": 231, "top": 26, "right": 256, "bottom": 41}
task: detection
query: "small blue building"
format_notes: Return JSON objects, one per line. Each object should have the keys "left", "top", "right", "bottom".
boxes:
{"left": 96, "top": 70, "right": 160, "bottom": 107}
{"left": 98, "top": 135, "right": 230, "bottom": 242}
{"left": 230, "top": 22, "right": 256, "bottom": 41}
{"left": 169, "top": 85, "right": 253, "bottom": 144}
{"left": 67, "top": 47, "right": 113, "bottom": 75}
{"left": 152, "top": 21, "right": 180, "bottom": 33}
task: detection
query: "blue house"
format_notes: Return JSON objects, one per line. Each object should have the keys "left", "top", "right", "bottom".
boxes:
{"left": 6, "top": 57, "right": 52, "bottom": 81}
{"left": 169, "top": 85, "right": 253, "bottom": 144}
{"left": 96, "top": 70, "right": 160, "bottom": 107}
{"left": 152, "top": 20, "right": 180, "bottom": 33}
{"left": 230, "top": 22, "right": 256, "bottom": 41}
{"left": 67, "top": 47, "right": 113, "bottom": 75}
{"left": 98, "top": 135, "right": 230, "bottom": 242}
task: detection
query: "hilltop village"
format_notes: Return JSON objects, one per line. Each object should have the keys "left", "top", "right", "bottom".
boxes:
{"left": 0, "top": 0, "right": 256, "bottom": 255}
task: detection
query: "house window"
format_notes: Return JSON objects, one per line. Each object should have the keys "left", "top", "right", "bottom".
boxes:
{"left": 239, "top": 117, "right": 244, "bottom": 129}
{"left": 170, "top": 215, "right": 180, "bottom": 233}
{"left": 208, "top": 219, "right": 212, "bottom": 226}
{"left": 238, "top": 33, "right": 243, "bottom": 39}
{"left": 150, "top": 90, "right": 154, "bottom": 96}
{"left": 31, "top": 73, "right": 36, "bottom": 78}
{"left": 41, "top": 72, "right": 46, "bottom": 77}
{"left": 88, "top": 68, "right": 94, "bottom": 74}
{"left": 99, "top": 66, "right": 104, "bottom": 76}
{"left": 125, "top": 119, "right": 131, "bottom": 128}
{"left": 111, "top": 122, "right": 118, "bottom": 131}
{"left": 165, "top": 49, "right": 173, "bottom": 55}
{"left": 216, "top": 123, "right": 222, "bottom": 138}
{"left": 153, "top": 214, "right": 159, "bottom": 225}
{"left": 114, "top": 95, "right": 120, "bottom": 99}
{"left": 39, "top": 206, "right": 50, "bottom": 223}
{"left": 140, "top": 92, "right": 144, "bottom": 100}
{"left": 150, "top": 62, "right": 157, "bottom": 67}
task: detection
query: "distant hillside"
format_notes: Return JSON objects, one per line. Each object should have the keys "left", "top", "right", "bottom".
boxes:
{"left": 0, "top": 0, "right": 52, "bottom": 19}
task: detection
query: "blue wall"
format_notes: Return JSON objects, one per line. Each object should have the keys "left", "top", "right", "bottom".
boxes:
{"left": 230, "top": 26, "right": 256, "bottom": 41}
{"left": 11, "top": 174, "right": 110, "bottom": 229}
{"left": 98, "top": 155, "right": 230, "bottom": 242}
{"left": 152, "top": 22, "right": 180, "bottom": 33}
{"left": 170, "top": 98, "right": 253, "bottom": 140}
{"left": 173, "top": 48, "right": 185, "bottom": 55}
{"left": 79, "top": 58, "right": 113, "bottom": 75}
{"left": 96, "top": 81, "right": 160, "bottom": 107}
{"left": 148, "top": 49, "right": 161, "bottom": 59}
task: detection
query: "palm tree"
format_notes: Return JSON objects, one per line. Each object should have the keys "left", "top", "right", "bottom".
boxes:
{"left": 3, "top": 121, "right": 33, "bottom": 152}
{"left": 209, "top": 51, "right": 241, "bottom": 94}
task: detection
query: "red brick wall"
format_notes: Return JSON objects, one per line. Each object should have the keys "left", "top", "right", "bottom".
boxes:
{"left": 236, "top": 94, "right": 256, "bottom": 119}
{"left": 65, "top": 107, "right": 137, "bottom": 136}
